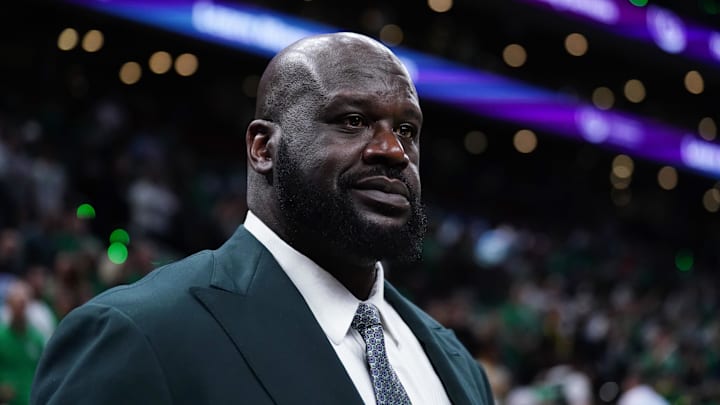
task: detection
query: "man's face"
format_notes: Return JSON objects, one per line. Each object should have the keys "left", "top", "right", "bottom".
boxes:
{"left": 7, "top": 284, "right": 29, "bottom": 321}
{"left": 274, "top": 58, "right": 427, "bottom": 263}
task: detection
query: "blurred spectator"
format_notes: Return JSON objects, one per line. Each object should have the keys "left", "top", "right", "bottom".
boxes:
{"left": 542, "top": 364, "right": 592, "bottom": 405}
{"left": 0, "top": 281, "right": 45, "bottom": 405}
{"left": 51, "top": 251, "right": 94, "bottom": 319}
{"left": 30, "top": 146, "right": 66, "bottom": 223}
{"left": 0, "top": 230, "right": 23, "bottom": 276}
{"left": 127, "top": 169, "right": 180, "bottom": 242}
{"left": 617, "top": 369, "right": 669, "bottom": 405}
{"left": 476, "top": 343, "right": 512, "bottom": 403}
{"left": 0, "top": 266, "right": 56, "bottom": 343}
{"left": 0, "top": 130, "right": 33, "bottom": 228}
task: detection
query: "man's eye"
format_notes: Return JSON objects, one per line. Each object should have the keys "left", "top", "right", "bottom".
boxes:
{"left": 343, "top": 115, "right": 366, "bottom": 128}
{"left": 395, "top": 124, "right": 417, "bottom": 139}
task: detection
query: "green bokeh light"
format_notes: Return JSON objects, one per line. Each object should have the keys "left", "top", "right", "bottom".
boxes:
{"left": 109, "top": 228, "right": 130, "bottom": 245}
{"left": 76, "top": 203, "right": 96, "bottom": 219}
{"left": 629, "top": 0, "right": 648, "bottom": 6}
{"left": 108, "top": 243, "right": 129, "bottom": 265}
{"left": 675, "top": 249, "right": 693, "bottom": 272}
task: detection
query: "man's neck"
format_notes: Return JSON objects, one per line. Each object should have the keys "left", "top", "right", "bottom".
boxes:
{"left": 309, "top": 254, "right": 378, "bottom": 300}
{"left": 247, "top": 210, "right": 379, "bottom": 300}
{"left": 281, "top": 234, "right": 378, "bottom": 300}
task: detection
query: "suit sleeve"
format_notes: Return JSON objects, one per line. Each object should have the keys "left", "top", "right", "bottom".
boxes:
{"left": 31, "top": 303, "right": 174, "bottom": 405}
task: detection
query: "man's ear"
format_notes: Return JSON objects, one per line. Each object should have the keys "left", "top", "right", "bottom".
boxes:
{"left": 246, "top": 119, "right": 278, "bottom": 174}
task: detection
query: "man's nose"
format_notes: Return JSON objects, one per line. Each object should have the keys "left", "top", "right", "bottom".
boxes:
{"left": 362, "top": 124, "right": 410, "bottom": 168}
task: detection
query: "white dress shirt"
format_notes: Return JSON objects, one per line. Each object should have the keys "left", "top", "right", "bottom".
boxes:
{"left": 244, "top": 211, "right": 451, "bottom": 405}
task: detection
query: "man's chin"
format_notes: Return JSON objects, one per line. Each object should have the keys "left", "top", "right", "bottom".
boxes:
{"left": 354, "top": 208, "right": 412, "bottom": 230}
{"left": 333, "top": 212, "right": 423, "bottom": 263}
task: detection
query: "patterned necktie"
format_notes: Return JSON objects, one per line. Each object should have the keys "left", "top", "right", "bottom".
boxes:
{"left": 351, "top": 303, "right": 412, "bottom": 405}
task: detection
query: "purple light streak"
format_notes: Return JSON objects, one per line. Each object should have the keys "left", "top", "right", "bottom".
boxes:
{"left": 66, "top": 0, "right": 720, "bottom": 179}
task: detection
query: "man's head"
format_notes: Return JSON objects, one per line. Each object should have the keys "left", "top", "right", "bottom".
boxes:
{"left": 246, "top": 32, "right": 427, "bottom": 266}
{"left": 5, "top": 280, "right": 31, "bottom": 328}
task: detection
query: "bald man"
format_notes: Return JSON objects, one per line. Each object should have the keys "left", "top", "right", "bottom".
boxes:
{"left": 31, "top": 33, "right": 494, "bottom": 405}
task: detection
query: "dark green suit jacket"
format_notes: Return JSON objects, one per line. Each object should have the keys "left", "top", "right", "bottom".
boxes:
{"left": 31, "top": 226, "right": 494, "bottom": 404}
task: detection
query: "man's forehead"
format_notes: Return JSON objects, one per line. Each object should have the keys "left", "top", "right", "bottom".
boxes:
{"left": 277, "top": 55, "right": 417, "bottom": 101}
{"left": 324, "top": 88, "right": 421, "bottom": 114}
{"left": 280, "top": 35, "right": 413, "bottom": 85}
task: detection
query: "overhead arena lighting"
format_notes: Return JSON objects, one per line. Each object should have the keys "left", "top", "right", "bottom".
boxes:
{"left": 517, "top": 0, "right": 720, "bottom": 69}
{"left": 65, "top": 0, "right": 720, "bottom": 179}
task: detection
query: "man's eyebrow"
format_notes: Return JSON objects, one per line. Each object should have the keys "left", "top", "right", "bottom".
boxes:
{"left": 324, "top": 94, "right": 373, "bottom": 110}
{"left": 324, "top": 94, "right": 423, "bottom": 122}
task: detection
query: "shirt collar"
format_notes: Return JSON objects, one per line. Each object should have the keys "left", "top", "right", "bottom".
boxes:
{"left": 243, "top": 211, "right": 399, "bottom": 345}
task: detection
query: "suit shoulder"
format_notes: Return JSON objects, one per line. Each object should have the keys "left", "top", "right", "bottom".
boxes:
{"left": 88, "top": 249, "right": 215, "bottom": 316}
{"left": 385, "top": 285, "right": 445, "bottom": 329}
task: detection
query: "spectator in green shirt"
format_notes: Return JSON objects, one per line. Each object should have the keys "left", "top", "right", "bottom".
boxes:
{"left": 0, "top": 281, "right": 44, "bottom": 405}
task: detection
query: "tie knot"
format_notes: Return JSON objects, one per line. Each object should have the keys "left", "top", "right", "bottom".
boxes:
{"left": 351, "top": 303, "right": 381, "bottom": 332}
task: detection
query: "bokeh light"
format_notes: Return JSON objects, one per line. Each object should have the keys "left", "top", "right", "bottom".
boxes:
{"left": 464, "top": 130, "right": 488, "bottom": 154}
{"left": 675, "top": 249, "right": 693, "bottom": 272}
{"left": 513, "top": 129, "right": 537, "bottom": 153}
{"left": 629, "top": 0, "right": 648, "bottom": 6}
{"left": 81, "top": 30, "right": 104, "bottom": 53}
{"left": 109, "top": 228, "right": 130, "bottom": 245}
{"left": 503, "top": 44, "right": 527, "bottom": 68}
{"left": 175, "top": 53, "right": 198, "bottom": 76}
{"left": 612, "top": 154, "right": 634, "bottom": 179}
{"left": 379, "top": 24, "right": 403, "bottom": 46}
{"left": 107, "top": 242, "right": 129, "bottom": 265}
{"left": 684, "top": 70, "right": 704, "bottom": 94}
{"left": 564, "top": 33, "right": 588, "bottom": 56}
{"left": 598, "top": 381, "right": 619, "bottom": 402}
{"left": 592, "top": 86, "right": 614, "bottom": 110}
{"left": 57, "top": 28, "right": 79, "bottom": 51}
{"left": 699, "top": 117, "right": 717, "bottom": 140}
{"left": 703, "top": 188, "right": 720, "bottom": 212}
{"left": 657, "top": 166, "right": 678, "bottom": 190}
{"left": 119, "top": 61, "right": 142, "bottom": 85}
{"left": 76, "top": 203, "right": 96, "bottom": 219}
{"left": 624, "top": 79, "right": 646, "bottom": 103}
{"left": 610, "top": 172, "right": 631, "bottom": 190}
{"left": 428, "top": 0, "right": 453, "bottom": 13}
{"left": 149, "top": 51, "right": 172, "bottom": 74}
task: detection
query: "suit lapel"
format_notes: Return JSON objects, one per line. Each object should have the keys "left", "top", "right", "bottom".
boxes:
{"left": 385, "top": 283, "right": 476, "bottom": 405}
{"left": 190, "top": 227, "right": 363, "bottom": 405}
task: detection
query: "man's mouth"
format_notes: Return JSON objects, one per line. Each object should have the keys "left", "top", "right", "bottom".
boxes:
{"left": 351, "top": 176, "right": 411, "bottom": 210}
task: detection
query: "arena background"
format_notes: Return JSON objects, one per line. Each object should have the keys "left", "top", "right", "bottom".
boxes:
{"left": 1, "top": 0, "right": 719, "bottom": 403}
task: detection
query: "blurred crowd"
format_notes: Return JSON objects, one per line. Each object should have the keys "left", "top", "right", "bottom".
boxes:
{"left": 392, "top": 212, "right": 720, "bottom": 404}
{"left": 1, "top": 75, "right": 719, "bottom": 405}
